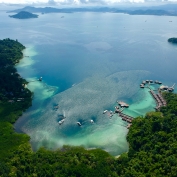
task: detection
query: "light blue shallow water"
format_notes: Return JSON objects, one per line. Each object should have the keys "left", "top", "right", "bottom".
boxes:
{"left": 1, "top": 8, "right": 177, "bottom": 155}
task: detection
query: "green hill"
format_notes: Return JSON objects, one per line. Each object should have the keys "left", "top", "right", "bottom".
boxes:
{"left": 9, "top": 11, "right": 38, "bottom": 19}
{"left": 168, "top": 37, "right": 177, "bottom": 44}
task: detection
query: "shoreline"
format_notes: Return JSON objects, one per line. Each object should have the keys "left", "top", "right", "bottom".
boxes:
{"left": 14, "top": 69, "right": 158, "bottom": 156}
{"left": 13, "top": 46, "right": 171, "bottom": 157}
{"left": 0, "top": 39, "right": 33, "bottom": 160}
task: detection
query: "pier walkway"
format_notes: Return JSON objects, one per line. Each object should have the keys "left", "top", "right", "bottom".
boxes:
{"left": 149, "top": 90, "right": 166, "bottom": 110}
{"left": 115, "top": 106, "right": 134, "bottom": 124}
{"left": 119, "top": 112, "right": 133, "bottom": 123}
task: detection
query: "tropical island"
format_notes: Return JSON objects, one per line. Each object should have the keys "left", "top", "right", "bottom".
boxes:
{"left": 1, "top": 38, "right": 177, "bottom": 176}
{"left": 9, "top": 11, "right": 38, "bottom": 19}
{"left": 168, "top": 37, "right": 177, "bottom": 44}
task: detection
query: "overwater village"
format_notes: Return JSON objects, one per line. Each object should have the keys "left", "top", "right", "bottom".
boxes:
{"left": 114, "top": 80, "right": 175, "bottom": 129}
{"left": 56, "top": 79, "right": 175, "bottom": 129}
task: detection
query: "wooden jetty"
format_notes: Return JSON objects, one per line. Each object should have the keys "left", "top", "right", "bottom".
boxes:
{"left": 119, "top": 112, "right": 133, "bottom": 123}
{"left": 149, "top": 90, "right": 166, "bottom": 110}
{"left": 115, "top": 107, "right": 134, "bottom": 124}
{"left": 168, "top": 83, "right": 175, "bottom": 92}
{"left": 127, "top": 124, "right": 132, "bottom": 129}
{"left": 115, "top": 106, "right": 124, "bottom": 113}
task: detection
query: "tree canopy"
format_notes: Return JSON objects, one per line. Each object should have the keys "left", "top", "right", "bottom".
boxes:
{"left": 168, "top": 37, "right": 177, "bottom": 44}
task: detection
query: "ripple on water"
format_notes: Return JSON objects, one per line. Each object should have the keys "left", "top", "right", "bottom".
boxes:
{"left": 20, "top": 70, "right": 155, "bottom": 156}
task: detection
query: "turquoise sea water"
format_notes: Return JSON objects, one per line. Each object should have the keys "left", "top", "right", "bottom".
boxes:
{"left": 1, "top": 9, "right": 177, "bottom": 155}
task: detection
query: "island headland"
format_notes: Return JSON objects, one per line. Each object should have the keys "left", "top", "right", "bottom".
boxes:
{"left": 9, "top": 11, "right": 38, "bottom": 19}
{"left": 168, "top": 37, "right": 177, "bottom": 44}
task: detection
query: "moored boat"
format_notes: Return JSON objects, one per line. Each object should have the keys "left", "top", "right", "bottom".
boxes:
{"left": 118, "top": 101, "right": 129, "bottom": 108}
{"left": 90, "top": 120, "right": 94, "bottom": 123}
{"left": 77, "top": 122, "right": 82, "bottom": 126}
{"left": 58, "top": 119, "right": 65, "bottom": 125}
{"left": 103, "top": 110, "right": 108, "bottom": 114}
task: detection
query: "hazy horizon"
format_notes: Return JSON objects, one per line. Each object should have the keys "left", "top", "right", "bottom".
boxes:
{"left": 1, "top": 0, "right": 177, "bottom": 8}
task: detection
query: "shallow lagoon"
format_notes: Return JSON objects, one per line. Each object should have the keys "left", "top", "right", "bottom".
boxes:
{"left": 1, "top": 9, "right": 177, "bottom": 155}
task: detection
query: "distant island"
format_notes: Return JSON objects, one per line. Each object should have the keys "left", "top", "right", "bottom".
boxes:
{"left": 168, "top": 37, "right": 177, "bottom": 44}
{"left": 7, "top": 5, "right": 177, "bottom": 16}
{"left": 9, "top": 11, "right": 38, "bottom": 19}
{"left": 128, "top": 9, "right": 174, "bottom": 16}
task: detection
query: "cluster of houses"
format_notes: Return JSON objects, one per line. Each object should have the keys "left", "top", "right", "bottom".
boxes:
{"left": 140, "top": 79, "right": 175, "bottom": 92}
{"left": 140, "top": 80, "right": 162, "bottom": 88}
{"left": 56, "top": 80, "right": 175, "bottom": 129}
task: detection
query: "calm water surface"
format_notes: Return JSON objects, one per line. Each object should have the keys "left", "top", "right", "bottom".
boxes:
{"left": 0, "top": 9, "right": 177, "bottom": 155}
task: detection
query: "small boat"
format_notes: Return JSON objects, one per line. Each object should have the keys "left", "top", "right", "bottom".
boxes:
{"left": 90, "top": 120, "right": 94, "bottom": 123}
{"left": 58, "top": 119, "right": 65, "bottom": 125}
{"left": 168, "top": 87, "right": 174, "bottom": 92}
{"left": 77, "top": 122, "right": 82, "bottom": 126}
{"left": 39, "top": 77, "right": 42, "bottom": 81}
{"left": 103, "top": 110, "right": 108, "bottom": 114}
{"left": 54, "top": 105, "right": 59, "bottom": 110}
{"left": 118, "top": 101, "right": 129, "bottom": 108}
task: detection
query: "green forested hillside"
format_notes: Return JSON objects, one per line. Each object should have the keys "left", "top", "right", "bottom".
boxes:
{"left": 168, "top": 37, "right": 177, "bottom": 44}
{"left": 9, "top": 11, "right": 38, "bottom": 19}
{"left": 116, "top": 92, "right": 177, "bottom": 176}
{"left": 2, "top": 92, "right": 177, "bottom": 177}
{"left": 0, "top": 39, "right": 32, "bottom": 161}
{"left": 1, "top": 39, "right": 177, "bottom": 177}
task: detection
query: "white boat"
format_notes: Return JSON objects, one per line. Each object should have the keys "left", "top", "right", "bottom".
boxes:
{"left": 58, "top": 119, "right": 65, "bottom": 125}
{"left": 90, "top": 120, "right": 94, "bottom": 123}
{"left": 77, "top": 122, "right": 82, "bottom": 126}
{"left": 39, "top": 77, "right": 42, "bottom": 81}
{"left": 103, "top": 110, "right": 108, "bottom": 114}
{"left": 118, "top": 101, "right": 129, "bottom": 108}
